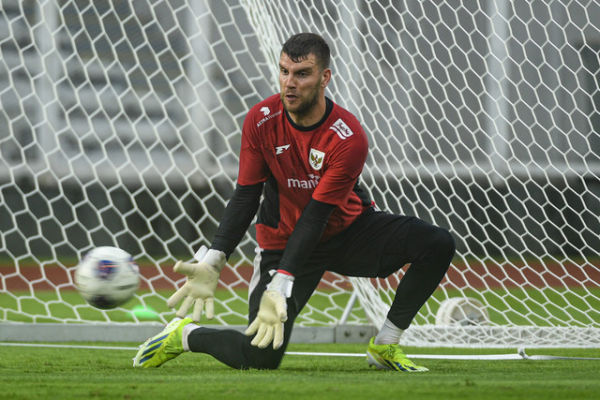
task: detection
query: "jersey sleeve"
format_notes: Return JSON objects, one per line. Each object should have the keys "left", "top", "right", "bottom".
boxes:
{"left": 312, "top": 129, "right": 368, "bottom": 206}
{"left": 237, "top": 108, "right": 269, "bottom": 185}
{"left": 211, "top": 183, "right": 263, "bottom": 258}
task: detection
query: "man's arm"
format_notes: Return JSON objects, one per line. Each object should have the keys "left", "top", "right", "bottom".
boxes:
{"left": 244, "top": 198, "right": 336, "bottom": 349}
{"left": 277, "top": 198, "right": 336, "bottom": 275}
{"left": 211, "top": 182, "right": 263, "bottom": 257}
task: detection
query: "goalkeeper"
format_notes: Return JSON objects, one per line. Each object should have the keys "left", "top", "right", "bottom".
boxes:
{"left": 134, "top": 32, "right": 455, "bottom": 372}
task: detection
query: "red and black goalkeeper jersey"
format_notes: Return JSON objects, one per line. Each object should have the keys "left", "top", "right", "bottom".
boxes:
{"left": 238, "top": 94, "right": 372, "bottom": 250}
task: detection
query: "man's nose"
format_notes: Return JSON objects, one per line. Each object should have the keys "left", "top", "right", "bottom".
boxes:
{"left": 285, "top": 74, "right": 297, "bottom": 88}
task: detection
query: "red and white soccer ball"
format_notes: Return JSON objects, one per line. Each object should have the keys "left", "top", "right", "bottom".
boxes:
{"left": 74, "top": 246, "right": 140, "bottom": 309}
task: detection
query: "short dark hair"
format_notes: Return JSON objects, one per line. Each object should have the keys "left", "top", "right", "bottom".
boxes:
{"left": 281, "top": 33, "right": 330, "bottom": 70}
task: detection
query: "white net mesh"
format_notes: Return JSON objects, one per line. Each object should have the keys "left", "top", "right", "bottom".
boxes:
{"left": 1, "top": 0, "right": 599, "bottom": 347}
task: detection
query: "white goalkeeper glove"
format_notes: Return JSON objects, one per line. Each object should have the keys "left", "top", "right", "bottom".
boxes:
{"left": 245, "top": 271, "right": 294, "bottom": 350}
{"left": 166, "top": 247, "right": 227, "bottom": 322}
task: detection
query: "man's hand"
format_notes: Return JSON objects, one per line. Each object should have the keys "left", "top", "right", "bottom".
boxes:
{"left": 166, "top": 248, "right": 226, "bottom": 322}
{"left": 245, "top": 271, "right": 294, "bottom": 349}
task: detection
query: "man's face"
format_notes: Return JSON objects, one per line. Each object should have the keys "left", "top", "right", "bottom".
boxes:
{"left": 279, "top": 52, "right": 327, "bottom": 117}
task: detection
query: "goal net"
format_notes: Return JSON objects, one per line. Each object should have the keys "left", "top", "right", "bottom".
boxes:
{"left": 1, "top": 0, "right": 599, "bottom": 348}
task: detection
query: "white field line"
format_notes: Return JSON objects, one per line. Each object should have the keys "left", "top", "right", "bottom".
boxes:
{"left": 0, "top": 342, "right": 523, "bottom": 360}
{"left": 2, "top": 342, "right": 599, "bottom": 360}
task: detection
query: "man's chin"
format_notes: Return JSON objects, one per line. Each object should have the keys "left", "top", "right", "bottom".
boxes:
{"left": 282, "top": 95, "right": 316, "bottom": 116}
{"left": 282, "top": 101, "right": 301, "bottom": 114}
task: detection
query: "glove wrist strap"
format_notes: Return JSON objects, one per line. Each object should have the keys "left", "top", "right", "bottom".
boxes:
{"left": 204, "top": 249, "right": 227, "bottom": 271}
{"left": 267, "top": 271, "right": 294, "bottom": 298}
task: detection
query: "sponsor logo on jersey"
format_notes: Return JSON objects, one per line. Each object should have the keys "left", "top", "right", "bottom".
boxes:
{"left": 275, "top": 144, "right": 290, "bottom": 155}
{"left": 260, "top": 106, "right": 270, "bottom": 116}
{"left": 330, "top": 118, "right": 354, "bottom": 140}
{"left": 287, "top": 174, "right": 320, "bottom": 189}
{"left": 309, "top": 148, "right": 325, "bottom": 170}
{"left": 256, "top": 110, "right": 282, "bottom": 127}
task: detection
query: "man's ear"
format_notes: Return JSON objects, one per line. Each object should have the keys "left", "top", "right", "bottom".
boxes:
{"left": 321, "top": 68, "right": 331, "bottom": 88}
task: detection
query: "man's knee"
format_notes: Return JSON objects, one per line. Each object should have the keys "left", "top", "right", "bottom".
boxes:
{"left": 255, "top": 359, "right": 281, "bottom": 370}
{"left": 428, "top": 226, "right": 456, "bottom": 261}
{"left": 409, "top": 220, "right": 456, "bottom": 264}
{"left": 247, "top": 349, "right": 284, "bottom": 370}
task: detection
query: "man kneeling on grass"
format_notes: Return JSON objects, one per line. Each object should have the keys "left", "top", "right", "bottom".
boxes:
{"left": 133, "top": 32, "right": 454, "bottom": 372}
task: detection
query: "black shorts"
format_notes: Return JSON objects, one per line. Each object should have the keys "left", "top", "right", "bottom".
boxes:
{"left": 247, "top": 208, "right": 434, "bottom": 328}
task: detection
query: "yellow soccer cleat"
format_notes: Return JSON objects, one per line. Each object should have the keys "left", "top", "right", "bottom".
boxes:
{"left": 366, "top": 337, "right": 429, "bottom": 372}
{"left": 133, "top": 317, "right": 192, "bottom": 368}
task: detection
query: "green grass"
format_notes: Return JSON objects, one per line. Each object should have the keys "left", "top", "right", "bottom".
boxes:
{"left": 0, "top": 289, "right": 247, "bottom": 324}
{"left": 3, "top": 286, "right": 600, "bottom": 328}
{"left": 0, "top": 288, "right": 366, "bottom": 326}
{"left": 0, "top": 343, "right": 599, "bottom": 400}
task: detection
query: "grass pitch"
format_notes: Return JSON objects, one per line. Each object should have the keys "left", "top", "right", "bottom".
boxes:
{"left": 0, "top": 343, "right": 598, "bottom": 400}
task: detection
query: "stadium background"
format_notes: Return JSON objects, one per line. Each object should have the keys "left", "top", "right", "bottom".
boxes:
{"left": 1, "top": 1, "right": 599, "bottom": 259}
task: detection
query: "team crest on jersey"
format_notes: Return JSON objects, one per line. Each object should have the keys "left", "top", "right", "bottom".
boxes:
{"left": 309, "top": 148, "right": 325, "bottom": 170}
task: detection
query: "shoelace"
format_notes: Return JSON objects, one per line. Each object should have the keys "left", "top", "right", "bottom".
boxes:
{"left": 383, "top": 344, "right": 398, "bottom": 359}
{"left": 384, "top": 345, "right": 416, "bottom": 367}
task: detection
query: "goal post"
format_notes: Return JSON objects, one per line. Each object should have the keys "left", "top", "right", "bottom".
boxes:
{"left": 1, "top": 0, "right": 599, "bottom": 348}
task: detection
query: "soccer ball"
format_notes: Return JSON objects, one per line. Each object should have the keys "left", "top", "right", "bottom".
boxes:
{"left": 74, "top": 246, "right": 140, "bottom": 309}
{"left": 435, "top": 297, "right": 489, "bottom": 326}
